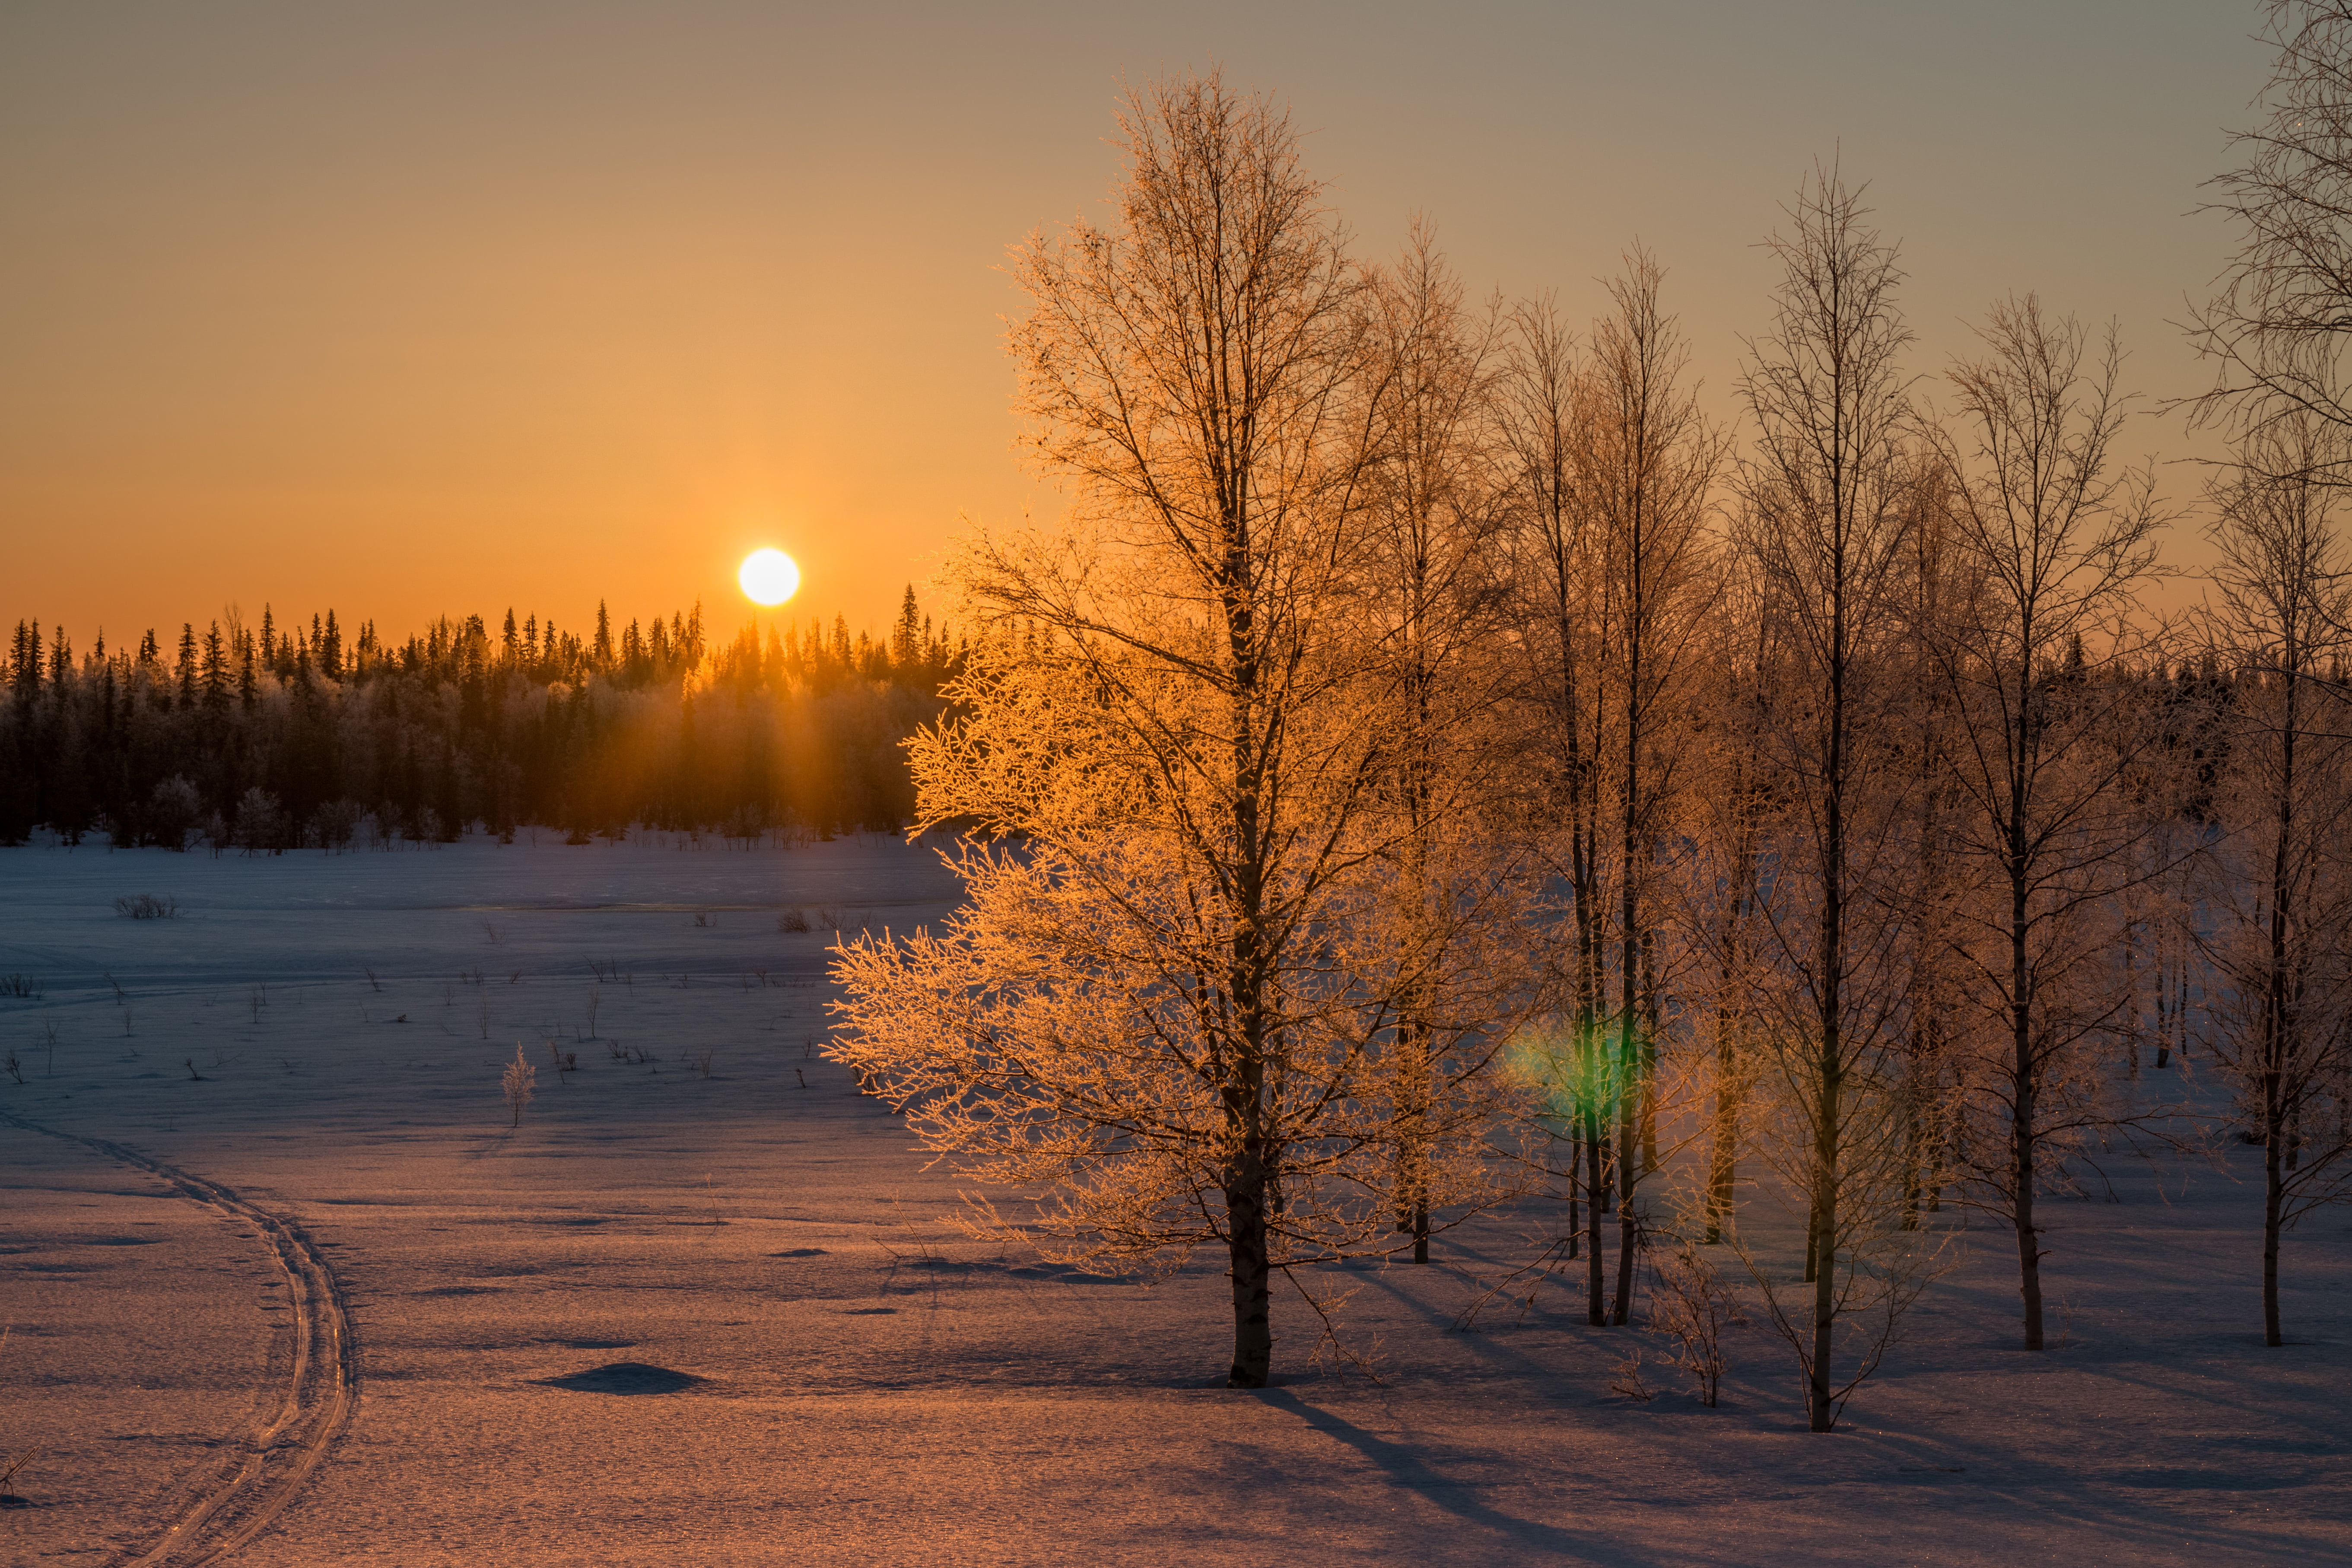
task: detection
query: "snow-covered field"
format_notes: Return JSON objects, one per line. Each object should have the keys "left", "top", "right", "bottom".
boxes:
{"left": 2, "top": 835, "right": 2346, "bottom": 1565}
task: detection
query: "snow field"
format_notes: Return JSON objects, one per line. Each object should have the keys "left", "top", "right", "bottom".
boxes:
{"left": 1, "top": 836, "right": 2347, "bottom": 1565}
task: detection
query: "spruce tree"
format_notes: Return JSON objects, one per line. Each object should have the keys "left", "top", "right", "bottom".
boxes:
{"left": 175, "top": 624, "right": 198, "bottom": 708}
{"left": 200, "top": 623, "right": 229, "bottom": 711}
{"left": 891, "top": 585, "right": 921, "bottom": 672}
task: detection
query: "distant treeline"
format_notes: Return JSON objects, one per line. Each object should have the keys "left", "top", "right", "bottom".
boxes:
{"left": 0, "top": 588, "right": 963, "bottom": 849}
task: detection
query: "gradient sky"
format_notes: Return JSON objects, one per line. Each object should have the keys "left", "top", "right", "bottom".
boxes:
{"left": 2, "top": 2, "right": 2269, "bottom": 647}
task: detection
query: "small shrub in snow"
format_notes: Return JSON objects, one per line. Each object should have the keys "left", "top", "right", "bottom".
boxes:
{"left": 502, "top": 1043, "right": 536, "bottom": 1126}
{"left": 112, "top": 894, "right": 181, "bottom": 920}
{"left": 776, "top": 909, "right": 811, "bottom": 934}
{"left": 1607, "top": 1347, "right": 1656, "bottom": 1403}
{"left": 1647, "top": 1242, "right": 1740, "bottom": 1407}
{"left": 0, "top": 975, "right": 41, "bottom": 1000}
{"left": 0, "top": 1443, "right": 40, "bottom": 1508}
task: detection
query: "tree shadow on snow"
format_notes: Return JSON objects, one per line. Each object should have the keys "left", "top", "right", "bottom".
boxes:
{"left": 1251, "top": 1389, "right": 1661, "bottom": 1565}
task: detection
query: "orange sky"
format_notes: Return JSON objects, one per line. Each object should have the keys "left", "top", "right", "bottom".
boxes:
{"left": 3, "top": 3, "right": 2263, "bottom": 649}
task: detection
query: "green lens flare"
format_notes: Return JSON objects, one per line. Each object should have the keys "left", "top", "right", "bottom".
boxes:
{"left": 1504, "top": 1017, "right": 1641, "bottom": 1123}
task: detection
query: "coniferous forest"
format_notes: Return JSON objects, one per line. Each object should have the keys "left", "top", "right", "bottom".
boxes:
{"left": 0, "top": 588, "right": 960, "bottom": 850}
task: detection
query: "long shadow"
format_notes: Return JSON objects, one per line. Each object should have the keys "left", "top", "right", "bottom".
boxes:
{"left": 1252, "top": 1388, "right": 1657, "bottom": 1566}
{"left": 1338, "top": 1250, "right": 1606, "bottom": 1396}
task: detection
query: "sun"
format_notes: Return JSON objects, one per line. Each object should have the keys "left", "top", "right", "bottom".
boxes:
{"left": 738, "top": 547, "right": 800, "bottom": 607}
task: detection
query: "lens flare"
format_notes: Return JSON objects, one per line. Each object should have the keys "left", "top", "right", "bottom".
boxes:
{"left": 738, "top": 548, "right": 800, "bottom": 607}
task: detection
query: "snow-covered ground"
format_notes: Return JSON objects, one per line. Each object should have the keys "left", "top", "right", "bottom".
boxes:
{"left": 2, "top": 835, "right": 2346, "bottom": 1565}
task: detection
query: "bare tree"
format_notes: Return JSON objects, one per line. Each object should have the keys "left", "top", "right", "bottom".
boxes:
{"left": 1888, "top": 454, "right": 1975, "bottom": 1228}
{"left": 1496, "top": 255, "right": 1723, "bottom": 1325}
{"left": 2187, "top": 3, "right": 2352, "bottom": 477}
{"left": 1357, "top": 221, "right": 1519, "bottom": 1265}
{"left": 1921, "top": 295, "right": 2170, "bottom": 1353}
{"left": 2196, "top": 414, "right": 2352, "bottom": 1346}
{"left": 1681, "top": 560, "right": 1774, "bottom": 1247}
{"left": 1499, "top": 295, "right": 1618, "bottom": 1322}
{"left": 828, "top": 75, "right": 1538, "bottom": 1390}
{"left": 1734, "top": 167, "right": 1927, "bottom": 1432}
{"left": 1586, "top": 252, "right": 1726, "bottom": 1323}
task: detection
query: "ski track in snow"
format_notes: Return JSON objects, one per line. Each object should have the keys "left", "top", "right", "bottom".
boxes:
{"left": 0, "top": 1112, "right": 357, "bottom": 1566}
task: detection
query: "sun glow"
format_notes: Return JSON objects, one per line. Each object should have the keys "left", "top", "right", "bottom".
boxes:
{"left": 738, "top": 547, "right": 801, "bottom": 607}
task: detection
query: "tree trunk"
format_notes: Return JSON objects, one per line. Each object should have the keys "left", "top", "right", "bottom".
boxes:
{"left": 1586, "top": 1108, "right": 1608, "bottom": 1325}
{"left": 2262, "top": 688, "right": 2296, "bottom": 1349}
{"left": 2263, "top": 1091, "right": 2285, "bottom": 1349}
{"left": 2010, "top": 727, "right": 2044, "bottom": 1353}
{"left": 1706, "top": 1009, "right": 1737, "bottom": 1245}
{"left": 1640, "top": 929, "right": 1660, "bottom": 1175}
{"left": 2014, "top": 1061, "right": 2044, "bottom": 1352}
{"left": 1612, "top": 1034, "right": 1639, "bottom": 1324}
{"left": 1901, "top": 1065, "right": 1921, "bottom": 1231}
{"left": 1809, "top": 1132, "right": 1838, "bottom": 1432}
{"left": 1567, "top": 1147, "right": 1582, "bottom": 1261}
{"left": 1226, "top": 1162, "right": 1273, "bottom": 1387}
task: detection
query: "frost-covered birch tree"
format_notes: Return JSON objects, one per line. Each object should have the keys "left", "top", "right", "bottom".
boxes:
{"left": 1357, "top": 223, "right": 1522, "bottom": 1266}
{"left": 1922, "top": 296, "right": 2170, "bottom": 1354}
{"left": 2188, "top": 2, "right": 2352, "bottom": 472}
{"left": 827, "top": 75, "right": 1539, "bottom": 1390}
{"left": 1734, "top": 168, "right": 1932, "bottom": 1432}
{"left": 1499, "top": 294, "right": 1619, "bottom": 1321}
{"left": 1584, "top": 253, "right": 1724, "bottom": 1323}
{"left": 2196, "top": 417, "right": 2352, "bottom": 1347}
